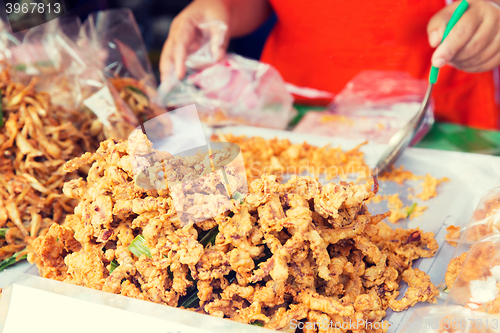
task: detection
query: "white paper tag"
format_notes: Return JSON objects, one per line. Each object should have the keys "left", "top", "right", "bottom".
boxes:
{"left": 83, "top": 86, "right": 116, "bottom": 127}
{"left": 3, "top": 284, "right": 208, "bottom": 333}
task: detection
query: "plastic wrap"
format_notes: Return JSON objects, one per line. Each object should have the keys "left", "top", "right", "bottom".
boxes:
{"left": 399, "top": 305, "right": 500, "bottom": 333}
{"left": 127, "top": 104, "right": 248, "bottom": 225}
{"left": 462, "top": 187, "right": 500, "bottom": 244}
{"left": 157, "top": 21, "right": 294, "bottom": 129}
{"left": 445, "top": 235, "right": 500, "bottom": 314}
{"left": 293, "top": 71, "right": 434, "bottom": 144}
{"left": 444, "top": 186, "right": 500, "bottom": 289}
{"left": 1, "top": 10, "right": 167, "bottom": 141}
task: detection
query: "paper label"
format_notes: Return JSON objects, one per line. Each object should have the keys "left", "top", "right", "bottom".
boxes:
{"left": 83, "top": 86, "right": 116, "bottom": 127}
{"left": 3, "top": 284, "right": 209, "bottom": 333}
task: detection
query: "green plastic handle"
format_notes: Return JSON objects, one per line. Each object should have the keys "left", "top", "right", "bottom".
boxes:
{"left": 429, "top": 0, "right": 469, "bottom": 84}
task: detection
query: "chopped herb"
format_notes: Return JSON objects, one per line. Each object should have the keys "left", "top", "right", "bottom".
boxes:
{"left": 251, "top": 321, "right": 264, "bottom": 327}
{"left": 0, "top": 252, "right": 27, "bottom": 272}
{"left": 128, "top": 235, "right": 152, "bottom": 258}
{"left": 178, "top": 287, "right": 200, "bottom": 308}
{"left": 109, "top": 260, "right": 119, "bottom": 273}
{"left": 0, "top": 228, "right": 7, "bottom": 238}
{"left": 125, "top": 86, "right": 149, "bottom": 100}
{"left": 13, "top": 64, "right": 26, "bottom": 71}
{"left": 406, "top": 203, "right": 417, "bottom": 218}
{"left": 199, "top": 226, "right": 219, "bottom": 246}
{"left": 231, "top": 191, "right": 245, "bottom": 204}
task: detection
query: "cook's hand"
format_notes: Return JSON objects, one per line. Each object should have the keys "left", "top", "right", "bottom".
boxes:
{"left": 428, "top": 0, "right": 500, "bottom": 72}
{"left": 160, "top": 0, "right": 230, "bottom": 81}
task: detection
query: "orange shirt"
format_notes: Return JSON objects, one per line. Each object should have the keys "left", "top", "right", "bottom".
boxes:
{"left": 261, "top": 0, "right": 500, "bottom": 129}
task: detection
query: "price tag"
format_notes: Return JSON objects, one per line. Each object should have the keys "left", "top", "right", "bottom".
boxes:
{"left": 2, "top": 284, "right": 208, "bottom": 333}
{"left": 83, "top": 86, "right": 116, "bottom": 127}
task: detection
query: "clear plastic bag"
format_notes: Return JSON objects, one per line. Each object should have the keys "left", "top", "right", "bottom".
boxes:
{"left": 1, "top": 10, "right": 166, "bottom": 141}
{"left": 293, "top": 71, "right": 434, "bottom": 144}
{"left": 157, "top": 21, "right": 294, "bottom": 129}
{"left": 443, "top": 186, "right": 500, "bottom": 292}
{"left": 461, "top": 187, "right": 500, "bottom": 245}
{"left": 444, "top": 235, "right": 500, "bottom": 314}
{"left": 400, "top": 305, "right": 500, "bottom": 333}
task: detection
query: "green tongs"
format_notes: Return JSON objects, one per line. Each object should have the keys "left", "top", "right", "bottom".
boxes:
{"left": 373, "top": 0, "right": 469, "bottom": 175}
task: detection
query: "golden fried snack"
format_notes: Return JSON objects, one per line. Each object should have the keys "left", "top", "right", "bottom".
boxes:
{"left": 445, "top": 225, "right": 461, "bottom": 247}
{"left": 445, "top": 252, "right": 468, "bottom": 290}
{"left": 0, "top": 67, "right": 101, "bottom": 268}
{"left": 213, "top": 132, "right": 370, "bottom": 181}
{"left": 29, "top": 138, "right": 439, "bottom": 333}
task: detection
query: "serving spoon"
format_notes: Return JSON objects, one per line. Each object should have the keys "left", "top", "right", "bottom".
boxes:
{"left": 373, "top": 0, "right": 469, "bottom": 175}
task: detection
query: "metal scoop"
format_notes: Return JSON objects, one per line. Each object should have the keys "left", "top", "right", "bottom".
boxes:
{"left": 373, "top": 0, "right": 469, "bottom": 175}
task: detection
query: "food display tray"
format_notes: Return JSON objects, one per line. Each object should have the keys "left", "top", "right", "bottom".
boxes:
{"left": 2, "top": 125, "right": 500, "bottom": 333}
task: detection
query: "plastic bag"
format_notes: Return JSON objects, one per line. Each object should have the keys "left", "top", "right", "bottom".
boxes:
{"left": 440, "top": 186, "right": 500, "bottom": 315}
{"left": 293, "top": 71, "right": 434, "bottom": 144}
{"left": 77, "top": 9, "right": 170, "bottom": 140}
{"left": 445, "top": 235, "right": 500, "bottom": 314}
{"left": 157, "top": 21, "right": 294, "bottom": 129}
{"left": 461, "top": 187, "right": 500, "bottom": 245}
{"left": 1, "top": 9, "right": 166, "bottom": 141}
{"left": 399, "top": 305, "right": 500, "bottom": 333}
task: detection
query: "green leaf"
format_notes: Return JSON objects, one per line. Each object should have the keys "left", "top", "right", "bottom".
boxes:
{"left": 109, "top": 260, "right": 119, "bottom": 273}
{"left": 13, "top": 64, "right": 26, "bottom": 71}
{"left": 0, "top": 252, "right": 27, "bottom": 272}
{"left": 0, "top": 228, "right": 7, "bottom": 238}
{"left": 406, "top": 203, "right": 417, "bottom": 218}
{"left": 231, "top": 191, "right": 245, "bottom": 204}
{"left": 199, "top": 226, "right": 219, "bottom": 247}
{"left": 178, "top": 287, "right": 200, "bottom": 308}
{"left": 125, "top": 86, "right": 149, "bottom": 100}
{"left": 251, "top": 321, "right": 264, "bottom": 327}
{"left": 128, "top": 235, "right": 152, "bottom": 258}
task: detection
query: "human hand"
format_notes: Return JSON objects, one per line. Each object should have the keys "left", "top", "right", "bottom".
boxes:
{"left": 428, "top": 0, "right": 500, "bottom": 72}
{"left": 159, "top": 0, "right": 230, "bottom": 81}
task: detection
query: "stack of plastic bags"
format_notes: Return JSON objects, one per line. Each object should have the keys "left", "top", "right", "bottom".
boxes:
{"left": 401, "top": 186, "right": 500, "bottom": 333}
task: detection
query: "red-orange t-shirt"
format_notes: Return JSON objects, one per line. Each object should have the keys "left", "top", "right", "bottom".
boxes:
{"left": 260, "top": 0, "right": 500, "bottom": 129}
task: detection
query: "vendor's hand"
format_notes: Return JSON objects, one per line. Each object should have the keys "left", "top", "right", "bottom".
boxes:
{"left": 160, "top": 0, "right": 230, "bottom": 81}
{"left": 428, "top": 0, "right": 500, "bottom": 72}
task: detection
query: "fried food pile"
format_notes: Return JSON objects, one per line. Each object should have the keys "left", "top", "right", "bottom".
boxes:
{"left": 0, "top": 67, "right": 101, "bottom": 269}
{"left": 29, "top": 138, "right": 440, "bottom": 332}
{"left": 213, "top": 132, "right": 369, "bottom": 181}
{"left": 214, "top": 133, "right": 449, "bottom": 224}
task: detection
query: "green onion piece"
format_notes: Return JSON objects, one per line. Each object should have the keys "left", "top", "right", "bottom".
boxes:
{"left": 178, "top": 288, "right": 200, "bottom": 308}
{"left": 406, "top": 203, "right": 418, "bottom": 218}
{"left": 231, "top": 191, "right": 245, "bottom": 204}
{"left": 0, "top": 89, "right": 3, "bottom": 127}
{"left": 125, "top": 86, "right": 149, "bottom": 100}
{"left": 109, "top": 260, "right": 119, "bottom": 273}
{"left": 251, "top": 321, "right": 264, "bottom": 327}
{"left": 0, "top": 228, "right": 7, "bottom": 238}
{"left": 199, "top": 226, "right": 219, "bottom": 246}
{"left": 0, "top": 252, "right": 27, "bottom": 272}
{"left": 128, "top": 235, "right": 152, "bottom": 258}
{"left": 13, "top": 64, "right": 26, "bottom": 71}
